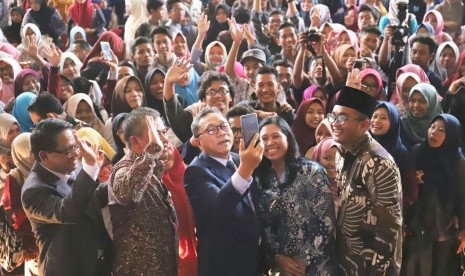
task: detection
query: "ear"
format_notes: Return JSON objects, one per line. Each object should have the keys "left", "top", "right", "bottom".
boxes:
{"left": 190, "top": 137, "right": 201, "bottom": 148}
{"left": 360, "top": 119, "right": 371, "bottom": 132}
{"left": 38, "top": 151, "right": 48, "bottom": 163}
{"left": 46, "top": 112, "right": 56, "bottom": 119}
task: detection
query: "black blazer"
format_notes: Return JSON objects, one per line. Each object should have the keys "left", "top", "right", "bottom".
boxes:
{"left": 184, "top": 152, "right": 261, "bottom": 276}
{"left": 21, "top": 162, "right": 108, "bottom": 276}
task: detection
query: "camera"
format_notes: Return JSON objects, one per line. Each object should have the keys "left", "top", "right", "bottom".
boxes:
{"left": 352, "top": 59, "right": 365, "bottom": 70}
{"left": 304, "top": 28, "right": 321, "bottom": 43}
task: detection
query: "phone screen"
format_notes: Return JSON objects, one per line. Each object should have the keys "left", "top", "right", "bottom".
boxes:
{"left": 240, "top": 113, "right": 259, "bottom": 148}
{"left": 100, "top": 42, "right": 112, "bottom": 61}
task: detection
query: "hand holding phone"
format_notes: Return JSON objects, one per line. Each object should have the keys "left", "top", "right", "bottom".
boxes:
{"left": 240, "top": 113, "right": 259, "bottom": 148}
{"left": 100, "top": 42, "right": 112, "bottom": 61}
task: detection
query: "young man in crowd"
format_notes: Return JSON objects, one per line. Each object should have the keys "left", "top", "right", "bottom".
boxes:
{"left": 151, "top": 26, "right": 177, "bottom": 72}
{"left": 131, "top": 37, "right": 155, "bottom": 81}
{"left": 135, "top": 0, "right": 168, "bottom": 39}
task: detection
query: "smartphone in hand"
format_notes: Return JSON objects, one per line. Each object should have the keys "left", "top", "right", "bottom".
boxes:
{"left": 240, "top": 113, "right": 259, "bottom": 148}
{"left": 100, "top": 42, "right": 112, "bottom": 61}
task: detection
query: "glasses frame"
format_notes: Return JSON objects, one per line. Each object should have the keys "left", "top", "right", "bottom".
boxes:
{"left": 196, "top": 122, "right": 231, "bottom": 138}
{"left": 205, "top": 88, "right": 229, "bottom": 97}
{"left": 49, "top": 144, "right": 80, "bottom": 157}
{"left": 327, "top": 113, "right": 364, "bottom": 125}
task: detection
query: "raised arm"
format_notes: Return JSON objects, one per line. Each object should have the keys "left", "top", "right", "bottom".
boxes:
{"left": 191, "top": 13, "right": 210, "bottom": 75}
{"left": 225, "top": 18, "right": 245, "bottom": 81}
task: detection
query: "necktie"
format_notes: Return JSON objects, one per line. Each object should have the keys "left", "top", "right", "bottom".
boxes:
{"left": 226, "top": 160, "right": 237, "bottom": 172}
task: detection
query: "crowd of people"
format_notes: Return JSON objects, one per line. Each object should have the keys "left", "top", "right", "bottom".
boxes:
{"left": 0, "top": 0, "right": 464, "bottom": 275}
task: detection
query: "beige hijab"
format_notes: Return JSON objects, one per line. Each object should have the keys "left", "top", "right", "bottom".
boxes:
{"left": 0, "top": 113, "right": 17, "bottom": 154}
{"left": 9, "top": 133, "right": 33, "bottom": 183}
{"left": 63, "top": 93, "right": 105, "bottom": 135}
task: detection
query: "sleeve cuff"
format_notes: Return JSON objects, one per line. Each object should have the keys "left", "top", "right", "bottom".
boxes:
{"left": 231, "top": 172, "right": 252, "bottom": 195}
{"left": 82, "top": 161, "right": 100, "bottom": 181}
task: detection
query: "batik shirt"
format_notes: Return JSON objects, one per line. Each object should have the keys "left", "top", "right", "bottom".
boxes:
{"left": 255, "top": 158, "right": 337, "bottom": 275}
{"left": 109, "top": 142, "right": 178, "bottom": 276}
{"left": 336, "top": 133, "right": 403, "bottom": 275}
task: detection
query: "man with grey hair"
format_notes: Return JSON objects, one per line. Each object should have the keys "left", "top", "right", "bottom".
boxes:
{"left": 109, "top": 107, "right": 178, "bottom": 275}
{"left": 185, "top": 107, "right": 264, "bottom": 275}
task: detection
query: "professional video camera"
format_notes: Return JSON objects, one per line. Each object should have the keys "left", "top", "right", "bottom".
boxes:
{"left": 388, "top": 0, "right": 409, "bottom": 47}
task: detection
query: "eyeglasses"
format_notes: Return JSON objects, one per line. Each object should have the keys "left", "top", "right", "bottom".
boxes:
{"left": 50, "top": 144, "right": 80, "bottom": 157}
{"left": 327, "top": 113, "right": 364, "bottom": 125}
{"left": 196, "top": 122, "right": 231, "bottom": 137}
{"left": 361, "top": 82, "right": 379, "bottom": 92}
{"left": 205, "top": 88, "right": 229, "bottom": 97}
{"left": 231, "top": 127, "right": 241, "bottom": 136}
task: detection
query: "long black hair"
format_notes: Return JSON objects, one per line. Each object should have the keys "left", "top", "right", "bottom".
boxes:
{"left": 254, "top": 117, "right": 300, "bottom": 189}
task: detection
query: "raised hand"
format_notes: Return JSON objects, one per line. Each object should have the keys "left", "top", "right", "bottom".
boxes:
{"left": 146, "top": 116, "right": 163, "bottom": 149}
{"left": 25, "top": 34, "right": 40, "bottom": 58}
{"left": 227, "top": 17, "right": 245, "bottom": 43}
{"left": 238, "top": 133, "right": 264, "bottom": 177}
{"left": 100, "top": 48, "right": 119, "bottom": 71}
{"left": 197, "top": 13, "right": 210, "bottom": 35}
{"left": 74, "top": 131, "right": 98, "bottom": 167}
{"left": 346, "top": 68, "right": 362, "bottom": 90}
{"left": 43, "top": 44, "right": 62, "bottom": 67}
{"left": 165, "top": 57, "right": 193, "bottom": 84}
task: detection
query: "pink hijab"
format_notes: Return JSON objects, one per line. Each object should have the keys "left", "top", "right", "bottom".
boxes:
{"left": 360, "top": 68, "right": 384, "bottom": 100}
{"left": 423, "top": 10, "right": 453, "bottom": 45}
{"left": 390, "top": 64, "right": 429, "bottom": 105}
{"left": 292, "top": 98, "right": 326, "bottom": 156}
{"left": 337, "top": 29, "right": 359, "bottom": 53}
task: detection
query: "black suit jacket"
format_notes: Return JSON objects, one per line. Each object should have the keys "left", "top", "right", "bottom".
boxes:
{"left": 184, "top": 152, "right": 261, "bottom": 276}
{"left": 21, "top": 162, "right": 108, "bottom": 276}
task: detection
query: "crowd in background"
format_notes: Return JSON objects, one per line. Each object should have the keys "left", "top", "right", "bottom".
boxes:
{"left": 0, "top": 0, "right": 463, "bottom": 275}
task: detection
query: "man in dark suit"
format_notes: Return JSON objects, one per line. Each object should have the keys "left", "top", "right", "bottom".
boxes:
{"left": 185, "top": 107, "right": 264, "bottom": 276}
{"left": 21, "top": 119, "right": 108, "bottom": 276}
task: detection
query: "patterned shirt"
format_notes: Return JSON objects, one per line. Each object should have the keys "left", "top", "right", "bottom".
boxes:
{"left": 109, "top": 142, "right": 178, "bottom": 276}
{"left": 255, "top": 158, "right": 337, "bottom": 275}
{"left": 336, "top": 133, "right": 403, "bottom": 275}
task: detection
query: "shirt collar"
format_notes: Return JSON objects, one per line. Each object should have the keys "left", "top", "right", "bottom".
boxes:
{"left": 338, "top": 132, "right": 371, "bottom": 155}
{"left": 209, "top": 154, "right": 233, "bottom": 167}
{"left": 42, "top": 165, "right": 74, "bottom": 183}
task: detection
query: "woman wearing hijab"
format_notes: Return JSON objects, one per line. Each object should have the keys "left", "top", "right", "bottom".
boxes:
{"left": 304, "top": 118, "right": 334, "bottom": 159}
{"left": 21, "top": 0, "right": 66, "bottom": 48}
{"left": 434, "top": 42, "right": 460, "bottom": 87}
{"left": 320, "top": 22, "right": 346, "bottom": 55}
{"left": 2, "top": 133, "right": 39, "bottom": 276}
{"left": 76, "top": 127, "right": 115, "bottom": 183}
{"left": 371, "top": 102, "right": 418, "bottom": 205}
{"left": 401, "top": 83, "right": 443, "bottom": 149}
{"left": 145, "top": 68, "right": 175, "bottom": 121}
{"left": 124, "top": 0, "right": 147, "bottom": 58}
{"left": 17, "top": 23, "right": 52, "bottom": 64}
{"left": 111, "top": 112, "right": 127, "bottom": 164}
{"left": 379, "top": 0, "right": 418, "bottom": 36}
{"left": 302, "top": 85, "right": 329, "bottom": 110}
{"left": 82, "top": 31, "right": 125, "bottom": 69}
{"left": 192, "top": 39, "right": 228, "bottom": 76}
{"left": 0, "top": 113, "right": 20, "bottom": 188}
{"left": 434, "top": 0, "right": 465, "bottom": 37}
{"left": 12, "top": 92, "right": 37, "bottom": 133}
{"left": 405, "top": 114, "right": 465, "bottom": 276}
{"left": 3, "top": 7, "right": 25, "bottom": 47}
{"left": 310, "top": 137, "right": 338, "bottom": 202}
{"left": 47, "top": 52, "right": 83, "bottom": 102}
{"left": 336, "top": 29, "right": 359, "bottom": 53}
{"left": 423, "top": 10, "right": 453, "bottom": 45}
{"left": 254, "top": 116, "right": 337, "bottom": 275}
{"left": 360, "top": 68, "right": 385, "bottom": 100}
{"left": 204, "top": 4, "right": 230, "bottom": 47}
{"left": 68, "top": 0, "right": 106, "bottom": 44}
{"left": 63, "top": 93, "right": 106, "bottom": 136}
{"left": 174, "top": 68, "right": 200, "bottom": 106}
{"left": 291, "top": 98, "right": 325, "bottom": 156}
{"left": 14, "top": 69, "right": 41, "bottom": 97}
{"left": 391, "top": 64, "right": 430, "bottom": 108}
{"left": 332, "top": 44, "right": 356, "bottom": 81}
{"left": 161, "top": 143, "right": 198, "bottom": 276}
{"left": 66, "top": 26, "right": 87, "bottom": 52}
{"left": 0, "top": 57, "right": 22, "bottom": 104}
{"left": 172, "top": 32, "right": 191, "bottom": 60}
{"left": 333, "top": 4, "right": 359, "bottom": 32}
{"left": 51, "top": 0, "right": 74, "bottom": 23}
{"left": 309, "top": 4, "right": 332, "bottom": 29}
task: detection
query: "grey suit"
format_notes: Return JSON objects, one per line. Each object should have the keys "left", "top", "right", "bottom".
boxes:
{"left": 21, "top": 162, "right": 108, "bottom": 276}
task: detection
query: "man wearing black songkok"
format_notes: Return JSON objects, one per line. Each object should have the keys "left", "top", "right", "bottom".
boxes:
{"left": 329, "top": 70, "right": 403, "bottom": 275}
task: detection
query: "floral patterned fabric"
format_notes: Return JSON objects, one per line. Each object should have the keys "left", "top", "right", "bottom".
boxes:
{"left": 254, "top": 158, "right": 337, "bottom": 275}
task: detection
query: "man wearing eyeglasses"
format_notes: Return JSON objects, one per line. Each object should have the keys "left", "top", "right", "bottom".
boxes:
{"left": 329, "top": 74, "right": 403, "bottom": 275}
{"left": 21, "top": 119, "right": 109, "bottom": 276}
{"left": 185, "top": 107, "right": 264, "bottom": 276}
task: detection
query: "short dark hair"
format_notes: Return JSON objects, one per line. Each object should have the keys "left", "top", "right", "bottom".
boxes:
{"left": 226, "top": 105, "right": 255, "bottom": 120}
{"left": 166, "top": 0, "right": 182, "bottom": 11}
{"left": 278, "top": 22, "right": 296, "bottom": 34}
{"left": 31, "top": 119, "right": 73, "bottom": 161}
{"left": 123, "top": 107, "right": 161, "bottom": 148}
{"left": 150, "top": 26, "right": 172, "bottom": 41}
{"left": 118, "top": 60, "right": 137, "bottom": 71}
{"left": 197, "top": 72, "right": 235, "bottom": 101}
{"left": 270, "top": 10, "right": 286, "bottom": 19}
{"left": 147, "top": 0, "right": 165, "bottom": 13}
{"left": 410, "top": 34, "right": 438, "bottom": 54}
{"left": 358, "top": 5, "right": 379, "bottom": 21}
{"left": 131, "top": 37, "right": 153, "bottom": 55}
{"left": 27, "top": 94, "right": 64, "bottom": 119}
{"left": 191, "top": 107, "right": 224, "bottom": 138}
{"left": 272, "top": 59, "right": 293, "bottom": 69}
{"left": 72, "top": 40, "right": 91, "bottom": 51}
{"left": 255, "top": 65, "right": 278, "bottom": 80}
{"left": 233, "top": 7, "right": 251, "bottom": 24}
{"left": 360, "top": 25, "right": 381, "bottom": 37}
